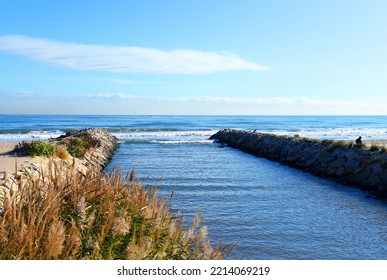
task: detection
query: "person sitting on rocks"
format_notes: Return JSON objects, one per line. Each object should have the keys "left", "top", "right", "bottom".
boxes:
{"left": 356, "top": 136, "right": 362, "bottom": 146}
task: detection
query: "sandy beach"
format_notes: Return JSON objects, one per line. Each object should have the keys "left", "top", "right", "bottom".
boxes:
{"left": 0, "top": 142, "right": 49, "bottom": 182}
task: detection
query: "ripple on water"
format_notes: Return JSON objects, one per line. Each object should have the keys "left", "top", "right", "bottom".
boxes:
{"left": 107, "top": 141, "right": 387, "bottom": 259}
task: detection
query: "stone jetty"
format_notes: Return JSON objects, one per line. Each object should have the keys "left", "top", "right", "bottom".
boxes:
{"left": 0, "top": 128, "right": 117, "bottom": 206}
{"left": 210, "top": 129, "right": 387, "bottom": 199}
{"left": 55, "top": 128, "right": 118, "bottom": 174}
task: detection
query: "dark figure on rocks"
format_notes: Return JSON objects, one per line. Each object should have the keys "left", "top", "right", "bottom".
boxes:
{"left": 356, "top": 136, "right": 362, "bottom": 146}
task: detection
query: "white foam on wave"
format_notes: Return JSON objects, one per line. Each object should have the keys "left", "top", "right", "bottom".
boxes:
{"left": 274, "top": 128, "right": 387, "bottom": 140}
{"left": 0, "top": 130, "right": 65, "bottom": 142}
{"left": 149, "top": 139, "right": 213, "bottom": 144}
{"left": 4, "top": 127, "right": 384, "bottom": 143}
{"left": 112, "top": 130, "right": 216, "bottom": 140}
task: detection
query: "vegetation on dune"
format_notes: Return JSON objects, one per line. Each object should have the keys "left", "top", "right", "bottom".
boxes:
{"left": 0, "top": 164, "right": 233, "bottom": 260}
{"left": 15, "top": 140, "right": 57, "bottom": 157}
{"left": 59, "top": 132, "right": 100, "bottom": 158}
{"left": 14, "top": 132, "right": 101, "bottom": 159}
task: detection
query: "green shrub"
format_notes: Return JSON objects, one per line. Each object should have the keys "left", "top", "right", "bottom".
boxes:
{"left": 14, "top": 131, "right": 101, "bottom": 159}
{"left": 60, "top": 133, "right": 100, "bottom": 158}
{"left": 68, "top": 146, "right": 84, "bottom": 158}
{"left": 67, "top": 139, "right": 87, "bottom": 157}
{"left": 27, "top": 141, "right": 57, "bottom": 157}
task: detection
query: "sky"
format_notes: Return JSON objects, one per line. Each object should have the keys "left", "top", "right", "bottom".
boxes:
{"left": 0, "top": 0, "right": 387, "bottom": 115}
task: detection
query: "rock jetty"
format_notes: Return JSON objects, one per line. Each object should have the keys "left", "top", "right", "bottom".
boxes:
{"left": 210, "top": 129, "right": 387, "bottom": 199}
{"left": 0, "top": 128, "right": 117, "bottom": 206}
{"left": 55, "top": 128, "right": 118, "bottom": 174}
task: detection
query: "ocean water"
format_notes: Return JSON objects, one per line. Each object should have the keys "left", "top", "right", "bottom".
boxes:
{"left": 1, "top": 115, "right": 387, "bottom": 259}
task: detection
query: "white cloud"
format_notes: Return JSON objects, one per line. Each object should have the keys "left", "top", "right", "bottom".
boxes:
{"left": 2, "top": 90, "right": 386, "bottom": 114}
{"left": 81, "top": 93, "right": 142, "bottom": 99}
{"left": 2, "top": 89, "right": 377, "bottom": 108}
{"left": 0, "top": 35, "right": 267, "bottom": 74}
{"left": 80, "top": 93, "right": 381, "bottom": 107}
{"left": 147, "top": 95, "right": 372, "bottom": 106}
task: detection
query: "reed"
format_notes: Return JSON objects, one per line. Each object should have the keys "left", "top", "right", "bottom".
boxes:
{"left": 0, "top": 163, "right": 233, "bottom": 260}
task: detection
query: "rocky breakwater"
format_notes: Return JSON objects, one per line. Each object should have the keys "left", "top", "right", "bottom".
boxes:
{"left": 0, "top": 128, "right": 118, "bottom": 206}
{"left": 56, "top": 128, "right": 118, "bottom": 175}
{"left": 210, "top": 129, "right": 387, "bottom": 199}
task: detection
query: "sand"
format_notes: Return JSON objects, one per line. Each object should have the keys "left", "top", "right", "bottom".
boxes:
{"left": 0, "top": 142, "right": 49, "bottom": 180}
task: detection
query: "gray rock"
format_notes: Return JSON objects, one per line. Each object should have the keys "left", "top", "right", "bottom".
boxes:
{"left": 210, "top": 129, "right": 387, "bottom": 198}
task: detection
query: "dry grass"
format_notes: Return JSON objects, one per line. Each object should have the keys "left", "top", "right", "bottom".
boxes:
{"left": 56, "top": 146, "right": 70, "bottom": 161}
{"left": 0, "top": 163, "right": 233, "bottom": 260}
{"left": 326, "top": 140, "right": 355, "bottom": 152}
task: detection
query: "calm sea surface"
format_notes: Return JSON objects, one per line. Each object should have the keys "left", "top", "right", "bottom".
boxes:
{"left": 1, "top": 115, "right": 387, "bottom": 259}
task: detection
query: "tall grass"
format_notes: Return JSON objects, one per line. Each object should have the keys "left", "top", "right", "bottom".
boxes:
{"left": 0, "top": 163, "right": 233, "bottom": 260}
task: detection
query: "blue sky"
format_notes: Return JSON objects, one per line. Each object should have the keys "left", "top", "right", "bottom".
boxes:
{"left": 0, "top": 0, "right": 386, "bottom": 115}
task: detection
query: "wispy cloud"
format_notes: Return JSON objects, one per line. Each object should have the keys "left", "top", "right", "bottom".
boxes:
{"left": 2, "top": 89, "right": 378, "bottom": 108}
{"left": 140, "top": 96, "right": 378, "bottom": 106}
{"left": 0, "top": 35, "right": 267, "bottom": 74}
{"left": 0, "top": 90, "right": 35, "bottom": 98}
{"left": 172, "top": 96, "right": 368, "bottom": 106}
{"left": 2, "top": 90, "right": 386, "bottom": 114}
{"left": 81, "top": 93, "right": 142, "bottom": 99}
{"left": 81, "top": 93, "right": 382, "bottom": 107}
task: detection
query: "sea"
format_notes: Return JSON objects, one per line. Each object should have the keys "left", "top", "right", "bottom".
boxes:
{"left": 1, "top": 114, "right": 387, "bottom": 260}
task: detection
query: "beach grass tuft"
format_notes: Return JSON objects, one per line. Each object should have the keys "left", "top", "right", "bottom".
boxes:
{"left": 0, "top": 163, "right": 233, "bottom": 260}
